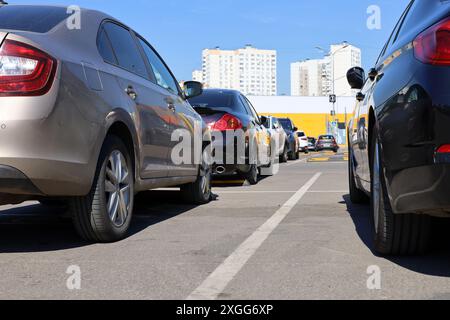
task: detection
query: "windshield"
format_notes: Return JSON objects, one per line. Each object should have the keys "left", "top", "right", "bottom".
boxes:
{"left": 0, "top": 6, "right": 70, "bottom": 33}
{"left": 319, "top": 135, "right": 335, "bottom": 141}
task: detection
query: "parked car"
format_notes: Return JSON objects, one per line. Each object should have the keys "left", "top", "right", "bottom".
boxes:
{"left": 278, "top": 118, "right": 300, "bottom": 161}
{"left": 188, "top": 89, "right": 270, "bottom": 184}
{"left": 261, "top": 115, "right": 288, "bottom": 161}
{"left": 0, "top": 5, "right": 213, "bottom": 242}
{"left": 347, "top": 0, "right": 450, "bottom": 255}
{"left": 316, "top": 135, "right": 339, "bottom": 153}
{"left": 296, "top": 131, "right": 309, "bottom": 154}
{"left": 308, "top": 137, "right": 317, "bottom": 152}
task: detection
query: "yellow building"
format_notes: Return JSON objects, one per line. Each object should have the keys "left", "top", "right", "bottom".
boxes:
{"left": 248, "top": 96, "right": 356, "bottom": 144}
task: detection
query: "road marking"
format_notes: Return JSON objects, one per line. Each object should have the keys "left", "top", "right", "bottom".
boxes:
{"left": 215, "top": 191, "right": 297, "bottom": 194}
{"left": 307, "top": 190, "right": 348, "bottom": 193}
{"left": 286, "top": 154, "right": 317, "bottom": 166}
{"left": 187, "top": 172, "right": 322, "bottom": 300}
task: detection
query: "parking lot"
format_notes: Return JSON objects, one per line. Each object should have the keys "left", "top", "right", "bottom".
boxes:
{"left": 1, "top": 150, "right": 450, "bottom": 300}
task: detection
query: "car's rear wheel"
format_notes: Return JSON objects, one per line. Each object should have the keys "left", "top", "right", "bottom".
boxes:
{"left": 370, "top": 128, "right": 430, "bottom": 256}
{"left": 181, "top": 150, "right": 212, "bottom": 204}
{"left": 348, "top": 147, "right": 369, "bottom": 204}
{"left": 244, "top": 164, "right": 259, "bottom": 185}
{"left": 279, "top": 144, "right": 288, "bottom": 163}
{"left": 70, "top": 135, "right": 134, "bottom": 243}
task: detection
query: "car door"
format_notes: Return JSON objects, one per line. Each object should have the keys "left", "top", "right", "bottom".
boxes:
{"left": 100, "top": 22, "right": 172, "bottom": 179}
{"left": 273, "top": 118, "right": 285, "bottom": 155}
{"left": 136, "top": 36, "right": 199, "bottom": 177}
{"left": 243, "top": 96, "right": 268, "bottom": 164}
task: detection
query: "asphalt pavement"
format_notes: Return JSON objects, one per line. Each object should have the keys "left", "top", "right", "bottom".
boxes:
{"left": 1, "top": 151, "right": 450, "bottom": 300}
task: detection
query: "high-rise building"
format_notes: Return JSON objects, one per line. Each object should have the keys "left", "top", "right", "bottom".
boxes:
{"left": 192, "top": 69, "right": 203, "bottom": 83}
{"left": 290, "top": 43, "right": 362, "bottom": 97}
{"left": 290, "top": 59, "right": 328, "bottom": 96}
{"left": 329, "top": 43, "right": 362, "bottom": 96}
{"left": 202, "top": 45, "right": 277, "bottom": 96}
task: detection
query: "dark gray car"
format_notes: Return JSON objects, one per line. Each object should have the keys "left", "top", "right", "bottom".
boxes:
{"left": 0, "top": 5, "right": 211, "bottom": 242}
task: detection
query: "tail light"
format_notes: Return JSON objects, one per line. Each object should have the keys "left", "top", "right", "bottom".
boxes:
{"left": 209, "top": 114, "right": 243, "bottom": 131}
{"left": 437, "top": 144, "right": 450, "bottom": 153}
{"left": 0, "top": 40, "right": 57, "bottom": 96}
{"left": 414, "top": 17, "right": 450, "bottom": 66}
{"left": 301, "top": 137, "right": 308, "bottom": 141}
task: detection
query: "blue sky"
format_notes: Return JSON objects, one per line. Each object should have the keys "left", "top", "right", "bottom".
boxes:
{"left": 15, "top": 0, "right": 410, "bottom": 94}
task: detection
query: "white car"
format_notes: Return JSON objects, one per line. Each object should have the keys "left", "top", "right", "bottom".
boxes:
{"left": 296, "top": 131, "right": 309, "bottom": 153}
{"left": 261, "top": 116, "right": 288, "bottom": 159}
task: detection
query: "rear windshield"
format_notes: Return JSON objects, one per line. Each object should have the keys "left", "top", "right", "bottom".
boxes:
{"left": 319, "top": 135, "right": 335, "bottom": 140}
{"left": 0, "top": 6, "right": 69, "bottom": 33}
{"left": 297, "top": 132, "right": 305, "bottom": 137}
{"left": 188, "top": 91, "right": 245, "bottom": 113}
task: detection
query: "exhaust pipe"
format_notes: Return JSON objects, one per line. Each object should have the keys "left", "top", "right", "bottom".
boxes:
{"left": 215, "top": 166, "right": 226, "bottom": 174}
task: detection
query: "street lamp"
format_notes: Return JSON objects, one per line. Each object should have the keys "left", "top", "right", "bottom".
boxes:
{"left": 315, "top": 42, "right": 349, "bottom": 135}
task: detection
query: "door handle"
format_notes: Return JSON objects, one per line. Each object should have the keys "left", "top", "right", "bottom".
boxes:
{"left": 125, "top": 86, "right": 137, "bottom": 100}
{"left": 167, "top": 103, "right": 176, "bottom": 113}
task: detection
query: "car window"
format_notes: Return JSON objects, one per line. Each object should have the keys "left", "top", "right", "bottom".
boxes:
{"left": 97, "top": 27, "right": 117, "bottom": 65}
{"left": 189, "top": 91, "right": 246, "bottom": 113}
{"left": 0, "top": 5, "right": 69, "bottom": 33}
{"left": 138, "top": 38, "right": 179, "bottom": 95}
{"left": 279, "top": 119, "right": 293, "bottom": 131}
{"left": 102, "top": 22, "right": 148, "bottom": 78}
{"left": 376, "top": 0, "right": 414, "bottom": 64}
{"left": 273, "top": 119, "right": 279, "bottom": 129}
{"left": 243, "top": 96, "right": 261, "bottom": 122}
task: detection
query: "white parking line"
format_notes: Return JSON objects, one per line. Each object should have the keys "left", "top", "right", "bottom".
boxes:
{"left": 186, "top": 172, "right": 322, "bottom": 300}
{"left": 308, "top": 190, "right": 348, "bottom": 193}
{"left": 215, "top": 191, "right": 297, "bottom": 194}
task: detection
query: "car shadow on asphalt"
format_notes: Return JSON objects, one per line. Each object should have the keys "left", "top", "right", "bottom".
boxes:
{"left": 343, "top": 194, "right": 450, "bottom": 277}
{"left": 0, "top": 190, "right": 198, "bottom": 254}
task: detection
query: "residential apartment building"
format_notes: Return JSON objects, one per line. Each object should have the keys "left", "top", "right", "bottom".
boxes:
{"left": 192, "top": 69, "right": 203, "bottom": 83}
{"left": 201, "top": 45, "right": 277, "bottom": 96}
{"left": 290, "top": 43, "right": 361, "bottom": 97}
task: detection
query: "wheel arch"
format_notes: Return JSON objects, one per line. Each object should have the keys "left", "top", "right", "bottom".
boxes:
{"left": 103, "top": 110, "right": 140, "bottom": 181}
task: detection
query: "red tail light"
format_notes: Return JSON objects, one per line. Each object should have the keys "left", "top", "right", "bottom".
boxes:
{"left": 414, "top": 17, "right": 450, "bottom": 66}
{"left": 437, "top": 144, "right": 450, "bottom": 153}
{"left": 210, "top": 114, "right": 243, "bottom": 131}
{"left": 0, "top": 40, "right": 57, "bottom": 96}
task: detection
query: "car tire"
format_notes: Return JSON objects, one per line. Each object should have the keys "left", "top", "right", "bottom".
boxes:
{"left": 348, "top": 147, "right": 369, "bottom": 204}
{"left": 288, "top": 146, "right": 297, "bottom": 161}
{"left": 70, "top": 135, "right": 134, "bottom": 243}
{"left": 370, "top": 127, "right": 431, "bottom": 256}
{"left": 280, "top": 144, "right": 288, "bottom": 163}
{"left": 244, "top": 164, "right": 259, "bottom": 185}
{"left": 181, "top": 150, "right": 212, "bottom": 205}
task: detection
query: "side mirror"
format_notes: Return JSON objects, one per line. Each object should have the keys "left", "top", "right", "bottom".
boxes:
{"left": 346, "top": 67, "right": 365, "bottom": 90}
{"left": 184, "top": 81, "right": 203, "bottom": 99}
{"left": 356, "top": 92, "right": 365, "bottom": 102}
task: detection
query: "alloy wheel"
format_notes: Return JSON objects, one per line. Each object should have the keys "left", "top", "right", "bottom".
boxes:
{"left": 105, "top": 150, "right": 131, "bottom": 227}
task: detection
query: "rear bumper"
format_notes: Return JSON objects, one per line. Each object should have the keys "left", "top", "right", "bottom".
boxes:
{"left": 389, "top": 164, "right": 450, "bottom": 214}
{"left": 0, "top": 165, "right": 43, "bottom": 195}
